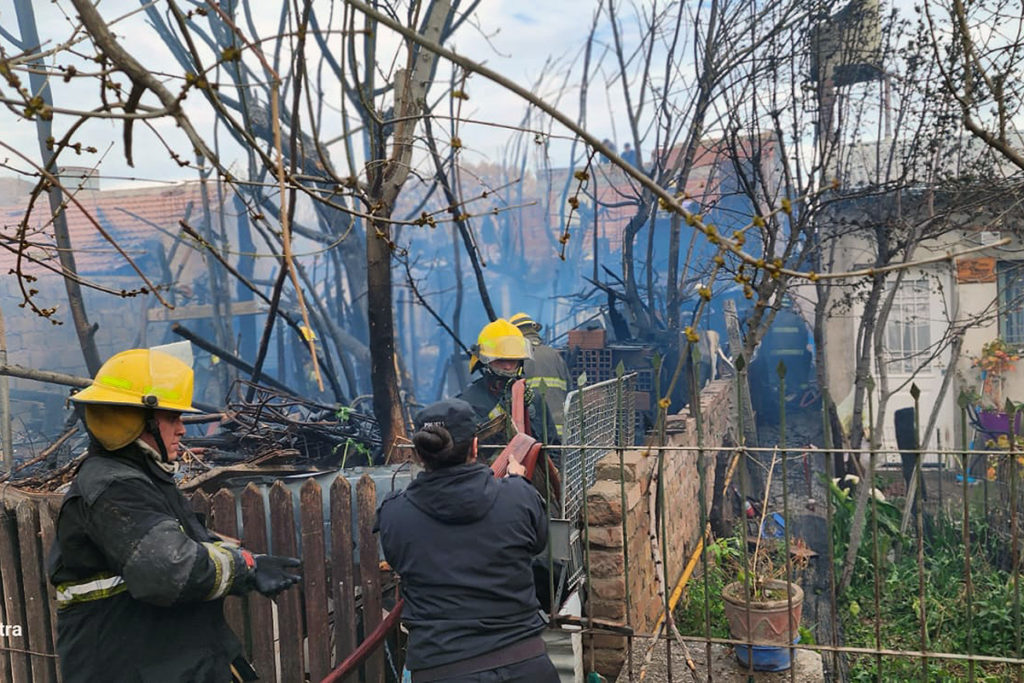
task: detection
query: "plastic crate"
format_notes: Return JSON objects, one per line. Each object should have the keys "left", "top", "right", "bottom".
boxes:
{"left": 572, "top": 348, "right": 613, "bottom": 384}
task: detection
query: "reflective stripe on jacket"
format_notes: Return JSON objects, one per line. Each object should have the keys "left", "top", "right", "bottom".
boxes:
{"left": 522, "top": 341, "right": 570, "bottom": 436}
{"left": 55, "top": 572, "right": 126, "bottom": 608}
{"left": 48, "top": 442, "right": 252, "bottom": 683}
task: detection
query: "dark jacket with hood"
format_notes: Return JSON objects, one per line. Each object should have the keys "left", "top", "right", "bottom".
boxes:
{"left": 376, "top": 462, "right": 548, "bottom": 671}
{"left": 49, "top": 440, "right": 253, "bottom": 683}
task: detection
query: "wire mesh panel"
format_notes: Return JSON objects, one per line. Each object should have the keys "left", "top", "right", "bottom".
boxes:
{"left": 560, "top": 373, "right": 636, "bottom": 521}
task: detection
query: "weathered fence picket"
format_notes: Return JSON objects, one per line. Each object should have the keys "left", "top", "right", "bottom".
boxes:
{"left": 16, "top": 500, "right": 55, "bottom": 683}
{"left": 211, "top": 488, "right": 246, "bottom": 640}
{"left": 239, "top": 483, "right": 276, "bottom": 683}
{"left": 301, "top": 479, "right": 331, "bottom": 682}
{"left": 190, "top": 489, "right": 211, "bottom": 523}
{"left": 0, "top": 503, "right": 31, "bottom": 682}
{"left": 357, "top": 475, "right": 384, "bottom": 682}
{"left": 330, "top": 475, "right": 359, "bottom": 682}
{"left": 37, "top": 497, "right": 60, "bottom": 682}
{"left": 0, "top": 472, "right": 391, "bottom": 683}
{"left": 0, "top": 575, "right": 10, "bottom": 683}
{"left": 270, "top": 482, "right": 304, "bottom": 682}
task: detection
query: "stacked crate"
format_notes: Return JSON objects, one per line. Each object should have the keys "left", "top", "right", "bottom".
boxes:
{"left": 567, "top": 328, "right": 613, "bottom": 385}
{"left": 633, "top": 367, "right": 654, "bottom": 411}
{"left": 564, "top": 330, "right": 656, "bottom": 436}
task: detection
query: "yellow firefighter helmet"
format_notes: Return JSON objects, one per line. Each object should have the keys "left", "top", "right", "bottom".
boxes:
{"left": 508, "top": 312, "right": 542, "bottom": 334}
{"left": 72, "top": 348, "right": 198, "bottom": 450}
{"left": 469, "top": 319, "right": 533, "bottom": 374}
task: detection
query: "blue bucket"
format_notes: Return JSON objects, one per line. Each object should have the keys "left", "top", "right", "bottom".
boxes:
{"left": 734, "top": 634, "right": 800, "bottom": 672}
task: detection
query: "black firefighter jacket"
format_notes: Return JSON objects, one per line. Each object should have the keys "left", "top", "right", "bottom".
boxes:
{"left": 522, "top": 338, "right": 570, "bottom": 438}
{"left": 376, "top": 463, "right": 548, "bottom": 671}
{"left": 48, "top": 441, "right": 252, "bottom": 683}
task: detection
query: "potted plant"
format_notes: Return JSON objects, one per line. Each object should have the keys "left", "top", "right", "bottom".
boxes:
{"left": 719, "top": 457, "right": 808, "bottom": 671}
{"left": 721, "top": 540, "right": 805, "bottom": 671}
{"left": 971, "top": 338, "right": 1022, "bottom": 434}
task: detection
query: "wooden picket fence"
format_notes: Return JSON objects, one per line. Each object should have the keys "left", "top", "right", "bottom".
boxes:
{"left": 0, "top": 474, "right": 391, "bottom": 683}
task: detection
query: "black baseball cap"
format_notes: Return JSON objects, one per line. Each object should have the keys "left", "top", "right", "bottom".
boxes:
{"left": 413, "top": 398, "right": 480, "bottom": 446}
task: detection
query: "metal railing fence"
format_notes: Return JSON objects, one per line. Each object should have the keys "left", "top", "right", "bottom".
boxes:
{"left": 560, "top": 371, "right": 637, "bottom": 521}
{"left": 595, "top": 363, "right": 1024, "bottom": 682}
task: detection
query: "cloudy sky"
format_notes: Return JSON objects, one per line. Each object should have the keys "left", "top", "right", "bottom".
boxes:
{"left": 0, "top": 0, "right": 940, "bottom": 196}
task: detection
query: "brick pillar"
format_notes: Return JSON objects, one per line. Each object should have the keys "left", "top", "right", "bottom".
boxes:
{"left": 582, "top": 379, "right": 732, "bottom": 680}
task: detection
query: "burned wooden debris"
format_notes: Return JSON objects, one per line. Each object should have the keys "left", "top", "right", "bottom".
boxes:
{"left": 3, "top": 379, "right": 380, "bottom": 493}
{"left": 182, "top": 380, "right": 381, "bottom": 475}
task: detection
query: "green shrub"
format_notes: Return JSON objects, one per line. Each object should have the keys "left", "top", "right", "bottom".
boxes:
{"left": 674, "top": 537, "right": 734, "bottom": 639}
{"left": 840, "top": 512, "right": 1018, "bottom": 679}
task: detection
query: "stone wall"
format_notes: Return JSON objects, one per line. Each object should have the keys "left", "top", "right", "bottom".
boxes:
{"left": 583, "top": 379, "right": 734, "bottom": 678}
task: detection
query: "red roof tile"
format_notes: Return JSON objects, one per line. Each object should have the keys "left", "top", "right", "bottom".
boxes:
{"left": 0, "top": 181, "right": 212, "bottom": 277}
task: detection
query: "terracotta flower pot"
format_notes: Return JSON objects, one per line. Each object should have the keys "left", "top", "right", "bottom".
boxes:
{"left": 722, "top": 579, "right": 804, "bottom": 647}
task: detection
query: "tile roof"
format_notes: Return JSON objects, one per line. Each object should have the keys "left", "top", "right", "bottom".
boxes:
{"left": 0, "top": 181, "right": 210, "bottom": 277}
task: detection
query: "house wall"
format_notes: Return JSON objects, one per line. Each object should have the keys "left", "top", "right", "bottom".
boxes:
{"left": 956, "top": 274, "right": 1024, "bottom": 418}
{"left": 821, "top": 226, "right": 867, "bottom": 446}
{"left": 821, "top": 202, "right": 1024, "bottom": 453}
{"left": 583, "top": 379, "right": 733, "bottom": 678}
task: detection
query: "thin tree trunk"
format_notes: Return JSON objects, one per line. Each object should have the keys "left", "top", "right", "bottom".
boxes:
{"left": 0, "top": 308, "right": 11, "bottom": 472}
{"left": 365, "top": 0, "right": 451, "bottom": 460}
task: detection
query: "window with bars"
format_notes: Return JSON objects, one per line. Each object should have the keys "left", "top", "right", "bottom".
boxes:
{"left": 885, "top": 278, "right": 932, "bottom": 374}
{"left": 999, "top": 261, "right": 1024, "bottom": 347}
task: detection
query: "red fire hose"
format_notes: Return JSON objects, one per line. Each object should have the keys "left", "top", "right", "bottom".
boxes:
{"left": 320, "top": 595, "right": 405, "bottom": 683}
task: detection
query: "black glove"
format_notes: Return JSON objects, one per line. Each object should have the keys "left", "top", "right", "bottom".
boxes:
{"left": 253, "top": 554, "right": 302, "bottom": 597}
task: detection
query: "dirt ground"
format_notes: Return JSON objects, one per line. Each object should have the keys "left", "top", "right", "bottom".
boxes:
{"left": 613, "top": 641, "right": 824, "bottom": 682}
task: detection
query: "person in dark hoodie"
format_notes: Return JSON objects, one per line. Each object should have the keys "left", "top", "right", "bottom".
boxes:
{"left": 48, "top": 347, "right": 302, "bottom": 682}
{"left": 376, "top": 398, "right": 558, "bottom": 682}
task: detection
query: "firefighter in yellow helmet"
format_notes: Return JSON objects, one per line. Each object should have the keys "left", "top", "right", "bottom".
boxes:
{"left": 457, "top": 319, "right": 561, "bottom": 451}
{"left": 457, "top": 322, "right": 567, "bottom": 611}
{"left": 48, "top": 348, "right": 301, "bottom": 683}
{"left": 508, "top": 312, "right": 570, "bottom": 439}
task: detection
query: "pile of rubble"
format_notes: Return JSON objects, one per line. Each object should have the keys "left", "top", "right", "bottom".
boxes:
{"left": 3, "top": 379, "right": 381, "bottom": 492}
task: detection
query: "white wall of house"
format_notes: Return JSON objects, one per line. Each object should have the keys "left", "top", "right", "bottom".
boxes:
{"left": 823, "top": 222, "right": 1024, "bottom": 463}
{"left": 956, "top": 264, "right": 1024, "bottom": 426}
{"left": 844, "top": 263, "right": 957, "bottom": 461}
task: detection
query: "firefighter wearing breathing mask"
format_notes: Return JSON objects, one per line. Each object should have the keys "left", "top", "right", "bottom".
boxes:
{"left": 508, "top": 312, "right": 570, "bottom": 440}
{"left": 457, "top": 319, "right": 560, "bottom": 451}
{"left": 48, "top": 348, "right": 301, "bottom": 683}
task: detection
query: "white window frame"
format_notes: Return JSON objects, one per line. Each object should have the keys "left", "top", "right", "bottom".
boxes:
{"left": 884, "top": 277, "right": 932, "bottom": 375}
